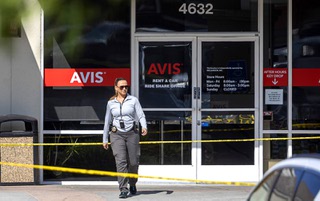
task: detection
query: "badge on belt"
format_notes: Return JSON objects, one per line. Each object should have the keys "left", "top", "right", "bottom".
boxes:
{"left": 111, "top": 126, "right": 117, "bottom": 133}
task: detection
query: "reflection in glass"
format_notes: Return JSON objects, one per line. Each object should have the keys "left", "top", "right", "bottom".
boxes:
{"left": 202, "top": 42, "right": 254, "bottom": 108}
{"left": 295, "top": 171, "right": 320, "bottom": 200}
{"left": 270, "top": 137, "right": 287, "bottom": 159}
{"left": 263, "top": 0, "right": 288, "bottom": 130}
{"left": 43, "top": 134, "right": 116, "bottom": 181}
{"left": 44, "top": 0, "right": 131, "bottom": 129}
{"left": 270, "top": 168, "right": 303, "bottom": 200}
{"left": 136, "top": 0, "right": 258, "bottom": 32}
{"left": 292, "top": 0, "right": 320, "bottom": 130}
{"left": 201, "top": 111, "right": 254, "bottom": 165}
{"left": 263, "top": 134, "right": 287, "bottom": 172}
{"left": 248, "top": 170, "right": 280, "bottom": 201}
{"left": 292, "top": 88, "right": 320, "bottom": 130}
{"left": 293, "top": 134, "right": 320, "bottom": 154}
{"left": 139, "top": 42, "right": 192, "bottom": 108}
{"left": 141, "top": 111, "right": 192, "bottom": 165}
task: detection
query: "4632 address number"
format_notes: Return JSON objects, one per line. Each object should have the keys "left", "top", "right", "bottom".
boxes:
{"left": 178, "top": 3, "right": 214, "bottom": 15}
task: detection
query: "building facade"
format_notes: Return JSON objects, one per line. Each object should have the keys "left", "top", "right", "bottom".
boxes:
{"left": 0, "top": 0, "right": 320, "bottom": 184}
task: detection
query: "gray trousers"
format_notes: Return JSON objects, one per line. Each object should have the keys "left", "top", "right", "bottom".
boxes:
{"left": 110, "top": 130, "right": 140, "bottom": 192}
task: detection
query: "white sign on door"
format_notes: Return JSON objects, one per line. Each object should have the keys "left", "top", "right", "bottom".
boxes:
{"left": 265, "top": 89, "right": 283, "bottom": 105}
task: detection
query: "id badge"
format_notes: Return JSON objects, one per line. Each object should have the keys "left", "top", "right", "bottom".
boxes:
{"left": 119, "top": 120, "right": 125, "bottom": 128}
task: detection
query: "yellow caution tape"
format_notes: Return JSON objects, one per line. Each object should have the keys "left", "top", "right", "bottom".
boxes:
{"left": 1, "top": 136, "right": 320, "bottom": 146}
{"left": 140, "top": 136, "right": 320, "bottom": 144}
{"left": 0, "top": 142, "right": 102, "bottom": 146}
{"left": 0, "top": 161, "right": 256, "bottom": 186}
{"left": 1, "top": 135, "right": 318, "bottom": 186}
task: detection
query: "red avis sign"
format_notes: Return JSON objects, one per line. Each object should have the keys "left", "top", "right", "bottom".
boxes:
{"left": 44, "top": 68, "right": 130, "bottom": 87}
{"left": 147, "top": 63, "right": 182, "bottom": 75}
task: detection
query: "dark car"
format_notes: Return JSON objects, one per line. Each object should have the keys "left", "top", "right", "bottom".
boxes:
{"left": 247, "top": 154, "right": 320, "bottom": 201}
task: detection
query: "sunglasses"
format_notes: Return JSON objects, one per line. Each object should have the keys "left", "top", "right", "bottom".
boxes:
{"left": 118, "top": 85, "right": 129, "bottom": 90}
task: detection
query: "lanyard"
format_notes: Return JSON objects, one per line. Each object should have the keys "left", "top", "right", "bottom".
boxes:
{"left": 120, "top": 103, "right": 123, "bottom": 120}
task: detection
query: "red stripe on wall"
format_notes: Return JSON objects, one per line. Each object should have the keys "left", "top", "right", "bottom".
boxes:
{"left": 292, "top": 68, "right": 320, "bottom": 87}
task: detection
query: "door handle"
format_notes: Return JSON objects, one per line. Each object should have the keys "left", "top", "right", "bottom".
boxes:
{"left": 197, "top": 120, "right": 201, "bottom": 126}
{"left": 194, "top": 87, "right": 200, "bottom": 99}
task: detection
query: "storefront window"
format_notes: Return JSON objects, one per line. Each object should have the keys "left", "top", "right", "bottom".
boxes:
{"left": 139, "top": 42, "right": 192, "bottom": 108}
{"left": 264, "top": 134, "right": 287, "bottom": 159}
{"left": 136, "top": 0, "right": 258, "bottom": 32}
{"left": 293, "top": 134, "right": 320, "bottom": 154}
{"left": 263, "top": 0, "right": 288, "bottom": 130}
{"left": 292, "top": 0, "right": 320, "bottom": 130}
{"left": 43, "top": 134, "right": 117, "bottom": 181}
{"left": 43, "top": 0, "right": 131, "bottom": 130}
{"left": 263, "top": 134, "right": 287, "bottom": 172}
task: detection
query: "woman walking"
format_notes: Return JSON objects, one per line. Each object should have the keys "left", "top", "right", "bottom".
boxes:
{"left": 103, "top": 77, "right": 148, "bottom": 199}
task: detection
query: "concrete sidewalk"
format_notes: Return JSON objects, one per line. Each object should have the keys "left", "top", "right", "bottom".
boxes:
{"left": 0, "top": 184, "right": 253, "bottom": 201}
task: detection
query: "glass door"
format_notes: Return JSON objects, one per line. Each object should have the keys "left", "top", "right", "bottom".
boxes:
{"left": 136, "top": 36, "right": 260, "bottom": 183}
{"left": 196, "top": 37, "right": 260, "bottom": 182}
{"left": 136, "top": 37, "right": 197, "bottom": 181}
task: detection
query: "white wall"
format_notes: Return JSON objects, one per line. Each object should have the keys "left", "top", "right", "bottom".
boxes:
{"left": 0, "top": 41, "right": 12, "bottom": 115}
{"left": 0, "top": 0, "right": 42, "bottom": 126}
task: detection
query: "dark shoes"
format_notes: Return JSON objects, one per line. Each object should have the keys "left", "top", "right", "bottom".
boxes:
{"left": 119, "top": 191, "right": 128, "bottom": 199}
{"left": 129, "top": 185, "right": 137, "bottom": 195}
{"left": 118, "top": 186, "right": 136, "bottom": 198}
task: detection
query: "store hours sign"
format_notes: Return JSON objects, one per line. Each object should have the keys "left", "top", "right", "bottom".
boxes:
{"left": 204, "top": 60, "right": 251, "bottom": 93}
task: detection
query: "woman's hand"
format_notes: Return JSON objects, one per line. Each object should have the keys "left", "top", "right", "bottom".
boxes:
{"left": 103, "top": 143, "right": 109, "bottom": 150}
{"left": 141, "top": 128, "right": 148, "bottom": 136}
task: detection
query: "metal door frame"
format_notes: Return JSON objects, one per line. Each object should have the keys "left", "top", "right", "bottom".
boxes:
{"left": 195, "top": 36, "right": 260, "bottom": 182}
{"left": 134, "top": 36, "right": 198, "bottom": 181}
{"left": 134, "top": 36, "right": 261, "bottom": 183}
